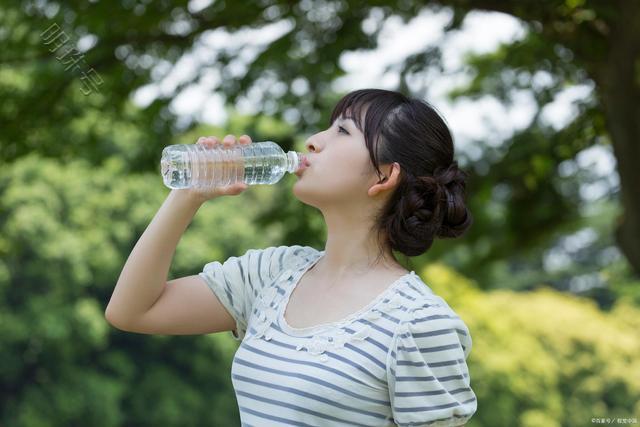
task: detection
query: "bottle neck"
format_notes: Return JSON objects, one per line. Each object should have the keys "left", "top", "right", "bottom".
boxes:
{"left": 286, "top": 151, "right": 302, "bottom": 173}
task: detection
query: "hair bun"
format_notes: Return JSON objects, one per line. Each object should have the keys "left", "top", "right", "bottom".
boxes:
{"left": 431, "top": 161, "right": 473, "bottom": 239}
{"left": 433, "top": 160, "right": 465, "bottom": 188}
{"left": 411, "top": 161, "right": 464, "bottom": 208}
{"left": 432, "top": 161, "right": 462, "bottom": 222}
{"left": 403, "top": 161, "right": 472, "bottom": 243}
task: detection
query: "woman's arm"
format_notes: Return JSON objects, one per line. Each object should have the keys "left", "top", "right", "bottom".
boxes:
{"left": 105, "top": 134, "right": 251, "bottom": 331}
{"left": 105, "top": 189, "right": 203, "bottom": 326}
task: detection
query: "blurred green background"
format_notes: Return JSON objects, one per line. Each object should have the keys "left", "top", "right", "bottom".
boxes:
{"left": 1, "top": 1, "right": 639, "bottom": 426}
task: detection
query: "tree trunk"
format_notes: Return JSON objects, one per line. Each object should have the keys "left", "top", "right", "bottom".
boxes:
{"left": 596, "top": 0, "right": 640, "bottom": 277}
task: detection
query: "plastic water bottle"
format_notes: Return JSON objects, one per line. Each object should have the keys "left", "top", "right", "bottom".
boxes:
{"left": 160, "top": 141, "right": 309, "bottom": 189}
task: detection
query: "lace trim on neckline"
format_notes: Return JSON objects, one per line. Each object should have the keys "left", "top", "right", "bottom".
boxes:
{"left": 247, "top": 250, "right": 417, "bottom": 362}
{"left": 281, "top": 252, "right": 414, "bottom": 334}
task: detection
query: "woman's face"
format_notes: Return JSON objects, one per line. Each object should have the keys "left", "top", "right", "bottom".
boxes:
{"left": 293, "top": 115, "right": 383, "bottom": 210}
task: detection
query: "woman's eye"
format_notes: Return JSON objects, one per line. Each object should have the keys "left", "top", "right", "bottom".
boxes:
{"left": 338, "top": 126, "right": 349, "bottom": 135}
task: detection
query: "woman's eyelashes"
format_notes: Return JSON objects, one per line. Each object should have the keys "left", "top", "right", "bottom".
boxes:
{"left": 338, "top": 125, "right": 350, "bottom": 135}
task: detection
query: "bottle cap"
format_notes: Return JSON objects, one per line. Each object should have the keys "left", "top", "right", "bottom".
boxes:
{"left": 287, "top": 151, "right": 307, "bottom": 173}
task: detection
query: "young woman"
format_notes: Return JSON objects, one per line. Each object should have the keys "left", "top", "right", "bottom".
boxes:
{"left": 106, "top": 88, "right": 477, "bottom": 426}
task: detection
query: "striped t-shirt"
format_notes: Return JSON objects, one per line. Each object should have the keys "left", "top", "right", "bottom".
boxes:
{"left": 199, "top": 245, "right": 477, "bottom": 427}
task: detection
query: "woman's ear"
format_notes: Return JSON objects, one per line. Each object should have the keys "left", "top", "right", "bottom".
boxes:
{"left": 368, "top": 162, "right": 401, "bottom": 197}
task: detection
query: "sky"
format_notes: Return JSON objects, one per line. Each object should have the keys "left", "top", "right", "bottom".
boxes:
{"left": 132, "top": 5, "right": 616, "bottom": 203}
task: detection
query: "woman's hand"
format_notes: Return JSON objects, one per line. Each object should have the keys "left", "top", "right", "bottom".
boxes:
{"left": 175, "top": 134, "right": 252, "bottom": 205}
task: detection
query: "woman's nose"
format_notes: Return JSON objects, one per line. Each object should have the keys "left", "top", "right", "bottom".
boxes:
{"left": 305, "top": 138, "right": 318, "bottom": 152}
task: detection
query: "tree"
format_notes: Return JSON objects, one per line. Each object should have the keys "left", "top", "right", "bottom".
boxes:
{"left": 1, "top": 0, "right": 636, "bottom": 280}
{"left": 438, "top": 0, "right": 640, "bottom": 279}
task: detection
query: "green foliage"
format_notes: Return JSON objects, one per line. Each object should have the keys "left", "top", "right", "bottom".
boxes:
{"left": 1, "top": 0, "right": 639, "bottom": 425}
{"left": 0, "top": 153, "right": 288, "bottom": 426}
{"left": 421, "top": 264, "right": 640, "bottom": 427}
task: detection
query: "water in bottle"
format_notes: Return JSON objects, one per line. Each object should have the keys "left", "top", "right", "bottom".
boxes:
{"left": 160, "top": 141, "right": 310, "bottom": 189}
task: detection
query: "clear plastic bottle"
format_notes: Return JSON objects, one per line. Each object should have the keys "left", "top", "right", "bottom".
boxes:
{"left": 160, "top": 141, "right": 308, "bottom": 189}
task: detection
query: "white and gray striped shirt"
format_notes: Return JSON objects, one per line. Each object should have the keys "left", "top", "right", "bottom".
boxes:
{"left": 199, "top": 245, "right": 477, "bottom": 426}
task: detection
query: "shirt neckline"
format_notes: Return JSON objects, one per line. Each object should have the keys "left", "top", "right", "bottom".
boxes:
{"left": 278, "top": 250, "right": 416, "bottom": 337}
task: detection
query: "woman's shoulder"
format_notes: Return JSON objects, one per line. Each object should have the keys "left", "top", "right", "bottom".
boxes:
{"left": 396, "top": 274, "right": 471, "bottom": 337}
{"left": 255, "top": 244, "right": 321, "bottom": 272}
{"left": 397, "top": 274, "right": 471, "bottom": 356}
{"left": 396, "top": 272, "right": 444, "bottom": 307}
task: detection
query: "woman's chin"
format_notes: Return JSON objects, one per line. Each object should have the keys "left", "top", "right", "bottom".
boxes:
{"left": 292, "top": 179, "right": 305, "bottom": 191}
{"left": 292, "top": 181, "right": 314, "bottom": 202}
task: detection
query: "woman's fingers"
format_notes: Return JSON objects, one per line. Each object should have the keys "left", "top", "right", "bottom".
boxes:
{"left": 222, "top": 134, "right": 236, "bottom": 147}
{"left": 187, "top": 134, "right": 253, "bottom": 202}
{"left": 197, "top": 134, "right": 250, "bottom": 147}
{"left": 196, "top": 136, "right": 220, "bottom": 148}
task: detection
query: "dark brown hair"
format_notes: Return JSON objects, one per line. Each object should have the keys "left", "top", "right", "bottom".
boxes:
{"left": 330, "top": 88, "right": 473, "bottom": 258}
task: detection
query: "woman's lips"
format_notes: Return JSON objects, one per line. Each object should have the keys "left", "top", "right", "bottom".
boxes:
{"left": 295, "top": 155, "right": 311, "bottom": 177}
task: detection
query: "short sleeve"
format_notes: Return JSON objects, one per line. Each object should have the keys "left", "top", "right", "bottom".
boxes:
{"left": 198, "top": 245, "right": 308, "bottom": 341}
{"left": 386, "top": 301, "right": 477, "bottom": 427}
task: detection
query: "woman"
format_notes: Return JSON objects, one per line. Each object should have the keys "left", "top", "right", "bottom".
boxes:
{"left": 106, "top": 88, "right": 477, "bottom": 426}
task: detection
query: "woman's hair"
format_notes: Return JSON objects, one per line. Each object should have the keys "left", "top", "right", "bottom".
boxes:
{"left": 329, "top": 88, "right": 473, "bottom": 258}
